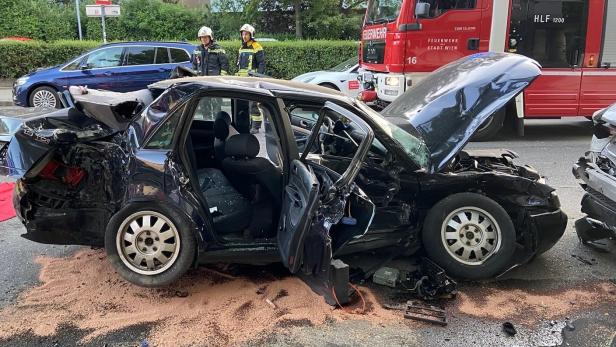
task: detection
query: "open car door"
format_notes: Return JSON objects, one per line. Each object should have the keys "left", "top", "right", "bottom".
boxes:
{"left": 277, "top": 101, "right": 375, "bottom": 303}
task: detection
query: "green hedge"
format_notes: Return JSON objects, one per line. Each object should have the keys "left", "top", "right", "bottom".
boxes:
{"left": 0, "top": 40, "right": 358, "bottom": 80}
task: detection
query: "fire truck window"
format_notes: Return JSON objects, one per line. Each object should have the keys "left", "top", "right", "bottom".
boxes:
{"left": 509, "top": 0, "right": 588, "bottom": 68}
{"left": 366, "top": 0, "right": 403, "bottom": 24}
{"left": 417, "top": 0, "right": 476, "bottom": 18}
{"left": 601, "top": 0, "right": 616, "bottom": 65}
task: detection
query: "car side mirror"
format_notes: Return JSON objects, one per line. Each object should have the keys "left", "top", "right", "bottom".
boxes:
{"left": 415, "top": 3, "right": 430, "bottom": 18}
{"left": 80, "top": 62, "right": 92, "bottom": 70}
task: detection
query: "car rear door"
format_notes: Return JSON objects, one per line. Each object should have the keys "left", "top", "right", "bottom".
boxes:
{"left": 113, "top": 46, "right": 161, "bottom": 92}
{"left": 277, "top": 101, "right": 375, "bottom": 274}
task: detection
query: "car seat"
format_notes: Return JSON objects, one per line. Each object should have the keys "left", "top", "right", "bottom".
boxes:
{"left": 222, "top": 134, "right": 282, "bottom": 237}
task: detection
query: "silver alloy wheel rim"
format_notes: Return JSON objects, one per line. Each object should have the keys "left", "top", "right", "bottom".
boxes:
{"left": 32, "top": 89, "right": 57, "bottom": 108}
{"left": 440, "top": 206, "right": 502, "bottom": 266}
{"left": 116, "top": 211, "right": 181, "bottom": 275}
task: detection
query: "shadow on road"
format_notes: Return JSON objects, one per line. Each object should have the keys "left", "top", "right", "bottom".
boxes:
{"left": 494, "top": 117, "right": 593, "bottom": 142}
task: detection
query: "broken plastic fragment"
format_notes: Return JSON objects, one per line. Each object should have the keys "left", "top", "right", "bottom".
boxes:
{"left": 502, "top": 322, "right": 517, "bottom": 336}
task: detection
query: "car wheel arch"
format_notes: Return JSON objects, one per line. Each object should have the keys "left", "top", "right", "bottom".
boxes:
{"left": 27, "top": 83, "right": 61, "bottom": 107}
{"left": 318, "top": 82, "right": 340, "bottom": 91}
{"left": 420, "top": 191, "right": 517, "bottom": 279}
{"left": 118, "top": 198, "right": 207, "bottom": 252}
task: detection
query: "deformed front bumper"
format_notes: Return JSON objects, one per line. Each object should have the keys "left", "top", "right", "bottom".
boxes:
{"left": 528, "top": 208, "right": 568, "bottom": 255}
{"left": 575, "top": 191, "right": 616, "bottom": 242}
{"left": 572, "top": 157, "right": 616, "bottom": 241}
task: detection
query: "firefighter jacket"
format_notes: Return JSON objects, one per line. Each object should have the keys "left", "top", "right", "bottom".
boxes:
{"left": 237, "top": 40, "right": 265, "bottom": 76}
{"left": 192, "top": 42, "right": 229, "bottom": 76}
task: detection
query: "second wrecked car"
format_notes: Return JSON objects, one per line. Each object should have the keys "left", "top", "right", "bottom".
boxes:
{"left": 573, "top": 102, "right": 616, "bottom": 244}
{"left": 0, "top": 53, "right": 566, "bottom": 300}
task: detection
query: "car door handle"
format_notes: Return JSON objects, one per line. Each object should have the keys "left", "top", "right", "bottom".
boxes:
{"left": 299, "top": 120, "right": 311, "bottom": 128}
{"left": 103, "top": 71, "right": 112, "bottom": 76}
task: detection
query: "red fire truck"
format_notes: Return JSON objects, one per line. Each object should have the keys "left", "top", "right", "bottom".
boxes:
{"left": 359, "top": 0, "right": 616, "bottom": 140}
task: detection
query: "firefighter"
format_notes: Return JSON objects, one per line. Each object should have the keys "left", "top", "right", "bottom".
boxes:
{"left": 192, "top": 26, "right": 229, "bottom": 76}
{"left": 237, "top": 24, "right": 266, "bottom": 133}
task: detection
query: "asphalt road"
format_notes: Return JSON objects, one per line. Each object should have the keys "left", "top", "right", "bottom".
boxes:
{"left": 0, "top": 114, "right": 614, "bottom": 346}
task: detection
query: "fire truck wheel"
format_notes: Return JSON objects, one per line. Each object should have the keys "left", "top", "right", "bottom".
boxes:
{"left": 471, "top": 109, "right": 505, "bottom": 142}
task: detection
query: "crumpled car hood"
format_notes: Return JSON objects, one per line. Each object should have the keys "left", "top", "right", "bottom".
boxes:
{"left": 381, "top": 52, "right": 541, "bottom": 173}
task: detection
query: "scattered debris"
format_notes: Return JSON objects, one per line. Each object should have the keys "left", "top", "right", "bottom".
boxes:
{"left": 265, "top": 298, "right": 277, "bottom": 309}
{"left": 384, "top": 300, "right": 447, "bottom": 326}
{"left": 571, "top": 254, "right": 596, "bottom": 265}
{"left": 371, "top": 258, "right": 457, "bottom": 300}
{"left": 565, "top": 321, "right": 575, "bottom": 332}
{"left": 502, "top": 322, "right": 517, "bottom": 336}
{"left": 256, "top": 286, "right": 267, "bottom": 295}
{"left": 273, "top": 289, "right": 289, "bottom": 301}
{"left": 373, "top": 267, "right": 400, "bottom": 288}
{"left": 174, "top": 291, "right": 189, "bottom": 298}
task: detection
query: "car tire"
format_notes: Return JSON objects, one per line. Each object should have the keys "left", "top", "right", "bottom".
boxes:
{"left": 105, "top": 203, "right": 197, "bottom": 287}
{"left": 421, "top": 192, "right": 516, "bottom": 280}
{"left": 29, "top": 86, "right": 60, "bottom": 108}
{"left": 471, "top": 109, "right": 505, "bottom": 142}
{"left": 319, "top": 83, "right": 340, "bottom": 91}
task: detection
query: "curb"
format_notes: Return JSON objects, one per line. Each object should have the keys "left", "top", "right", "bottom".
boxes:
{"left": 0, "top": 102, "right": 14, "bottom": 107}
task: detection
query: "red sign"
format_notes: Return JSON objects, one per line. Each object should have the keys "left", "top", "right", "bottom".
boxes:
{"left": 95, "top": 0, "right": 112, "bottom": 5}
{"left": 348, "top": 80, "right": 360, "bottom": 90}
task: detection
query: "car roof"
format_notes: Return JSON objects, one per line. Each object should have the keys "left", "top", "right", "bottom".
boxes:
{"left": 150, "top": 76, "right": 349, "bottom": 101}
{"left": 99, "top": 41, "right": 193, "bottom": 48}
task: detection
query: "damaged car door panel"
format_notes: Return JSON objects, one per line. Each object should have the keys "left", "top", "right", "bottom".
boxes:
{"left": 0, "top": 53, "right": 568, "bottom": 302}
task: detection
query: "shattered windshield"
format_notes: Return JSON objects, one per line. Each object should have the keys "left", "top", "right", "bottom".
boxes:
{"left": 329, "top": 56, "right": 357, "bottom": 72}
{"left": 355, "top": 101, "right": 430, "bottom": 169}
{"left": 366, "top": 0, "right": 403, "bottom": 24}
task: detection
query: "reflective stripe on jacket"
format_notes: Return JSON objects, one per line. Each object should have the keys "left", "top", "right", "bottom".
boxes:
{"left": 192, "top": 42, "right": 229, "bottom": 76}
{"left": 237, "top": 40, "right": 265, "bottom": 76}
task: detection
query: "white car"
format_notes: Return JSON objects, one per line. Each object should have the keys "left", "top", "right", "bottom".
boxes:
{"left": 292, "top": 56, "right": 362, "bottom": 98}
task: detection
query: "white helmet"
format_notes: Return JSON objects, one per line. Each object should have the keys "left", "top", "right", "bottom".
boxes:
{"left": 239, "top": 24, "right": 256, "bottom": 37}
{"left": 198, "top": 26, "right": 213, "bottom": 39}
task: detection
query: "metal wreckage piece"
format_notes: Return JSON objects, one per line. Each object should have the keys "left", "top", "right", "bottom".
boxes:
{"left": 372, "top": 257, "right": 457, "bottom": 300}
{"left": 384, "top": 300, "right": 448, "bottom": 326}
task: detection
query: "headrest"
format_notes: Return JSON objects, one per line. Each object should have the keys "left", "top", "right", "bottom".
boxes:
{"left": 225, "top": 134, "right": 260, "bottom": 158}
{"left": 214, "top": 111, "right": 231, "bottom": 140}
{"left": 235, "top": 110, "right": 251, "bottom": 134}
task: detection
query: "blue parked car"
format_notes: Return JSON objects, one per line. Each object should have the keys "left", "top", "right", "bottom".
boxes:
{"left": 12, "top": 41, "right": 194, "bottom": 108}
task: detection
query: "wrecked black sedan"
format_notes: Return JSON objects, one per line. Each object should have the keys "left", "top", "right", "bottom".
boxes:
{"left": 0, "top": 52, "right": 566, "bottom": 292}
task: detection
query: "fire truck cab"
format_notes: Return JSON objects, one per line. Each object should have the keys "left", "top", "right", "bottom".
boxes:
{"left": 360, "top": 0, "right": 616, "bottom": 140}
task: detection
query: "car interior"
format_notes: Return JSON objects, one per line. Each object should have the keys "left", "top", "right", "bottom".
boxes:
{"left": 183, "top": 96, "right": 284, "bottom": 241}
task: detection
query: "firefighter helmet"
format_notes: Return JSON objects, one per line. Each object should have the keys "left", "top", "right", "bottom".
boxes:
{"left": 239, "top": 24, "right": 256, "bottom": 37}
{"left": 197, "top": 26, "right": 213, "bottom": 38}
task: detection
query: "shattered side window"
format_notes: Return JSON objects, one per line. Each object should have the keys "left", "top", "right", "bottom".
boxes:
{"left": 193, "top": 97, "right": 232, "bottom": 121}
{"left": 144, "top": 106, "right": 183, "bottom": 149}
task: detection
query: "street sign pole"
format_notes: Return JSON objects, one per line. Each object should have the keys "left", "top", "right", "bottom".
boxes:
{"left": 76, "top": 0, "right": 83, "bottom": 40}
{"left": 101, "top": 5, "right": 107, "bottom": 43}
{"left": 86, "top": 3, "right": 119, "bottom": 43}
